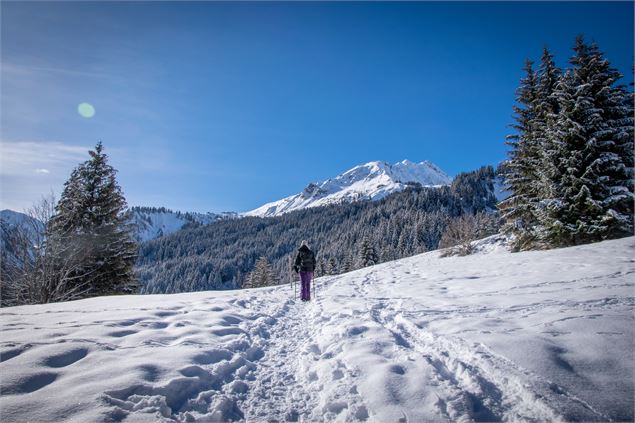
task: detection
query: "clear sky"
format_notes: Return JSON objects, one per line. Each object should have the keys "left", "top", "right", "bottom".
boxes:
{"left": 1, "top": 1, "right": 633, "bottom": 213}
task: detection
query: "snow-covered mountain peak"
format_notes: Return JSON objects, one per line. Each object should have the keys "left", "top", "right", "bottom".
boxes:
{"left": 245, "top": 159, "right": 451, "bottom": 217}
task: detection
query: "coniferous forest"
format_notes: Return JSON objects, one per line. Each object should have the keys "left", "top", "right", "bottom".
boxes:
{"left": 499, "top": 37, "right": 634, "bottom": 251}
{"left": 136, "top": 166, "right": 499, "bottom": 293}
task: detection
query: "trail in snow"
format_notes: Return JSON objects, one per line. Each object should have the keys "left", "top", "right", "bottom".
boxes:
{"left": 1, "top": 236, "right": 633, "bottom": 422}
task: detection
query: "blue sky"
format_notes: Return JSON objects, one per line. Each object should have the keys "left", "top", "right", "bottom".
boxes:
{"left": 1, "top": 1, "right": 633, "bottom": 213}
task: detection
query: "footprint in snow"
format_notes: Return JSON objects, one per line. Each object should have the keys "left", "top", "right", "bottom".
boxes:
{"left": 389, "top": 364, "right": 406, "bottom": 375}
{"left": 211, "top": 327, "right": 245, "bottom": 337}
{"left": 111, "top": 318, "right": 144, "bottom": 327}
{"left": 193, "top": 349, "right": 233, "bottom": 365}
{"left": 1, "top": 372, "right": 58, "bottom": 395}
{"left": 154, "top": 311, "right": 178, "bottom": 318}
{"left": 222, "top": 315, "right": 242, "bottom": 325}
{"left": 138, "top": 364, "right": 162, "bottom": 382}
{"left": 107, "top": 330, "right": 137, "bottom": 337}
{"left": 43, "top": 348, "right": 89, "bottom": 368}
{"left": 0, "top": 345, "right": 32, "bottom": 363}
{"left": 347, "top": 326, "right": 368, "bottom": 336}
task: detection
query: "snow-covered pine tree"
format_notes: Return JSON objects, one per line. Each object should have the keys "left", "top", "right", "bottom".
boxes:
{"left": 340, "top": 252, "right": 354, "bottom": 273}
{"left": 327, "top": 257, "right": 338, "bottom": 275}
{"left": 48, "top": 142, "right": 138, "bottom": 296}
{"left": 540, "top": 37, "right": 634, "bottom": 246}
{"left": 359, "top": 237, "right": 378, "bottom": 267}
{"left": 533, "top": 47, "right": 562, "bottom": 200}
{"left": 396, "top": 231, "right": 408, "bottom": 256}
{"left": 498, "top": 60, "right": 542, "bottom": 251}
{"left": 244, "top": 256, "right": 277, "bottom": 288}
{"left": 316, "top": 258, "right": 326, "bottom": 278}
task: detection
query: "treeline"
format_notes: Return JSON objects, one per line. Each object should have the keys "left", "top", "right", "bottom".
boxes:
{"left": 500, "top": 37, "right": 634, "bottom": 250}
{"left": 136, "top": 166, "right": 498, "bottom": 293}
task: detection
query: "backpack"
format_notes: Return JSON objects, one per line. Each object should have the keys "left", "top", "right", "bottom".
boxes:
{"left": 298, "top": 249, "right": 315, "bottom": 270}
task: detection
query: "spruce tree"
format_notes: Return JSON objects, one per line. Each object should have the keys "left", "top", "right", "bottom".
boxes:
{"left": 244, "top": 256, "right": 276, "bottom": 288}
{"left": 541, "top": 37, "right": 634, "bottom": 246}
{"left": 498, "top": 60, "right": 542, "bottom": 250}
{"left": 340, "top": 252, "right": 354, "bottom": 273}
{"left": 359, "top": 237, "right": 378, "bottom": 267}
{"left": 534, "top": 47, "right": 562, "bottom": 201}
{"left": 48, "top": 142, "right": 138, "bottom": 296}
{"left": 327, "top": 257, "right": 338, "bottom": 275}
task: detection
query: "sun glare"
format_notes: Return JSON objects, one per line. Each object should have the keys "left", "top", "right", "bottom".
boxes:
{"left": 78, "top": 102, "right": 96, "bottom": 118}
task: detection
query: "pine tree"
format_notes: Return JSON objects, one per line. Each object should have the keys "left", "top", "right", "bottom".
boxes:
{"left": 359, "top": 237, "right": 378, "bottom": 267}
{"left": 340, "top": 252, "right": 354, "bottom": 273}
{"left": 316, "top": 258, "right": 326, "bottom": 277}
{"left": 534, "top": 47, "right": 562, "bottom": 200}
{"left": 244, "top": 256, "right": 277, "bottom": 288}
{"left": 48, "top": 142, "right": 138, "bottom": 296}
{"left": 498, "top": 60, "right": 542, "bottom": 250}
{"left": 327, "top": 257, "right": 338, "bottom": 275}
{"left": 541, "top": 37, "right": 634, "bottom": 246}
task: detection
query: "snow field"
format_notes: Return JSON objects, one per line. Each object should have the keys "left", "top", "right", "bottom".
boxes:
{"left": 1, "top": 236, "right": 633, "bottom": 422}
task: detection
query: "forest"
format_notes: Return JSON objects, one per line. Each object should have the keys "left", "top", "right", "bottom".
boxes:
{"left": 136, "top": 166, "right": 499, "bottom": 293}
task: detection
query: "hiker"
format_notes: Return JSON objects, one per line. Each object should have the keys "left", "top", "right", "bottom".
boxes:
{"left": 293, "top": 240, "right": 315, "bottom": 301}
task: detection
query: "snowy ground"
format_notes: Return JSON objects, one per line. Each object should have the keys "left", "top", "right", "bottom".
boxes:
{"left": 1, "top": 237, "right": 633, "bottom": 422}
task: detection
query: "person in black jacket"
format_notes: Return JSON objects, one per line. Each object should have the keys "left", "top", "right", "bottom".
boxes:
{"left": 293, "top": 240, "right": 315, "bottom": 301}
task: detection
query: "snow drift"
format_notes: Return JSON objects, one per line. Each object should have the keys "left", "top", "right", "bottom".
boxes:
{"left": 1, "top": 237, "right": 633, "bottom": 422}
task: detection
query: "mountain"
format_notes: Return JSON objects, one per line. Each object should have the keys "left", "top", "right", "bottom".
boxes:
{"left": 129, "top": 207, "right": 237, "bottom": 242}
{"left": 244, "top": 159, "right": 452, "bottom": 217}
{"left": 0, "top": 207, "right": 237, "bottom": 245}
{"left": 0, "top": 210, "right": 39, "bottom": 229}
{"left": 2, "top": 236, "right": 632, "bottom": 422}
{"left": 137, "top": 166, "right": 498, "bottom": 293}
{"left": 0, "top": 209, "right": 43, "bottom": 244}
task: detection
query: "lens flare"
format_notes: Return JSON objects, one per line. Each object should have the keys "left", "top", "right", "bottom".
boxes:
{"left": 78, "top": 103, "right": 96, "bottom": 118}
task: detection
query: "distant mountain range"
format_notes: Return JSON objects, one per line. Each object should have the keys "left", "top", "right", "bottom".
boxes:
{"left": 0, "top": 208, "right": 236, "bottom": 244}
{"left": 2, "top": 159, "right": 454, "bottom": 242}
{"left": 244, "top": 159, "right": 452, "bottom": 217}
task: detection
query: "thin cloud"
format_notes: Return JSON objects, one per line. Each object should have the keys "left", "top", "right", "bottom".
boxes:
{"left": 1, "top": 62, "right": 116, "bottom": 80}
{"left": 0, "top": 140, "right": 89, "bottom": 177}
{"left": 0, "top": 140, "right": 90, "bottom": 210}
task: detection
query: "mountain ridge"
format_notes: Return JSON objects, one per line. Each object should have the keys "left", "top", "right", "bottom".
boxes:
{"left": 244, "top": 159, "right": 452, "bottom": 217}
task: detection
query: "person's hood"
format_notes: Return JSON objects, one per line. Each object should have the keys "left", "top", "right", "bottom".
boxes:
{"left": 298, "top": 245, "right": 310, "bottom": 252}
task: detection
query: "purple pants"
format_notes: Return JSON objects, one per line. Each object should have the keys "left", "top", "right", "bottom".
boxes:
{"left": 299, "top": 271, "right": 313, "bottom": 301}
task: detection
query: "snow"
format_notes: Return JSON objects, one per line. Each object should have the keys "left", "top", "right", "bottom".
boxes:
{"left": 132, "top": 211, "right": 192, "bottom": 242}
{"left": 1, "top": 208, "right": 235, "bottom": 244}
{"left": 129, "top": 209, "right": 236, "bottom": 242}
{"left": 0, "top": 209, "right": 44, "bottom": 247}
{"left": 244, "top": 160, "right": 452, "bottom": 217}
{"left": 1, "top": 237, "right": 633, "bottom": 422}
{"left": 0, "top": 210, "right": 33, "bottom": 227}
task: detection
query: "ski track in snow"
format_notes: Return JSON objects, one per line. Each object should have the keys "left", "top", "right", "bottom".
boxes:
{"left": 1, "top": 236, "right": 634, "bottom": 422}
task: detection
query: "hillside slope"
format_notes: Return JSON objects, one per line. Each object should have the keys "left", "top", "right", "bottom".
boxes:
{"left": 1, "top": 237, "right": 633, "bottom": 422}
{"left": 129, "top": 207, "right": 237, "bottom": 242}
